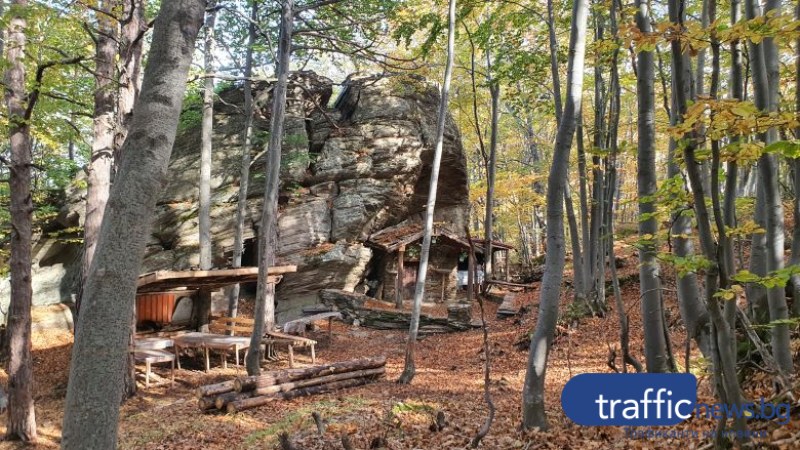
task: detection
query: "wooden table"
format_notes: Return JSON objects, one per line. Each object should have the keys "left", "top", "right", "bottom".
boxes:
{"left": 263, "top": 331, "right": 317, "bottom": 368}
{"left": 132, "top": 337, "right": 175, "bottom": 387}
{"left": 173, "top": 332, "right": 251, "bottom": 372}
{"left": 134, "top": 337, "right": 174, "bottom": 351}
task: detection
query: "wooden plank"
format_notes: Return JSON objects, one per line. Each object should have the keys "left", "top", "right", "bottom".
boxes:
{"left": 137, "top": 266, "right": 297, "bottom": 288}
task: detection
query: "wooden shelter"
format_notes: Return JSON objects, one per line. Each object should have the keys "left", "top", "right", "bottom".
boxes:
{"left": 366, "top": 222, "right": 512, "bottom": 304}
{"left": 135, "top": 266, "right": 297, "bottom": 328}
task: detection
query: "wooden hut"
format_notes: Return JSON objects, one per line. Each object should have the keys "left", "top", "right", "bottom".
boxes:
{"left": 366, "top": 222, "right": 513, "bottom": 304}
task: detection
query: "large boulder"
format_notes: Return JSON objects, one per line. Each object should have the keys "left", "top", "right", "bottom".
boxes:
{"left": 0, "top": 71, "right": 470, "bottom": 324}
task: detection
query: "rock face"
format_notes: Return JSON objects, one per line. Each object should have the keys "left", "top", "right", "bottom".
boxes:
{"left": 0, "top": 71, "right": 470, "bottom": 324}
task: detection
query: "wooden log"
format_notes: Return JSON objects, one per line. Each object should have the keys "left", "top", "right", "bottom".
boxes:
{"left": 196, "top": 379, "right": 236, "bottom": 398}
{"left": 234, "top": 356, "right": 386, "bottom": 392}
{"left": 249, "top": 367, "right": 384, "bottom": 396}
{"left": 227, "top": 376, "right": 377, "bottom": 413}
{"left": 215, "top": 391, "right": 255, "bottom": 410}
{"left": 198, "top": 396, "right": 217, "bottom": 411}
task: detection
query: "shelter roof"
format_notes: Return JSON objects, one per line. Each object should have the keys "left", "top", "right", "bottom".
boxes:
{"left": 136, "top": 266, "right": 297, "bottom": 293}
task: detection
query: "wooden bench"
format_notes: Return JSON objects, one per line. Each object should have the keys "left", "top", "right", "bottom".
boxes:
{"left": 282, "top": 311, "right": 342, "bottom": 338}
{"left": 208, "top": 316, "right": 256, "bottom": 367}
{"left": 133, "top": 349, "right": 175, "bottom": 387}
{"left": 263, "top": 331, "right": 317, "bottom": 368}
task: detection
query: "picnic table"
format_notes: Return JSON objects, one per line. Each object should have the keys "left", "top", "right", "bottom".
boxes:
{"left": 132, "top": 337, "right": 175, "bottom": 387}
{"left": 173, "top": 332, "right": 250, "bottom": 372}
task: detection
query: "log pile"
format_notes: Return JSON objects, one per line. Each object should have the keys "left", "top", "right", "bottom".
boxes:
{"left": 196, "top": 356, "right": 386, "bottom": 413}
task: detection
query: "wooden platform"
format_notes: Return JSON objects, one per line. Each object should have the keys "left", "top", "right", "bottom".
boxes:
{"left": 137, "top": 266, "right": 297, "bottom": 293}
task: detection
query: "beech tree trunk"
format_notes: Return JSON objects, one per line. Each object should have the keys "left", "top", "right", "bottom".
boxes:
{"left": 228, "top": 0, "right": 259, "bottom": 319}
{"left": 116, "top": 0, "right": 147, "bottom": 401}
{"left": 398, "top": 0, "right": 456, "bottom": 385}
{"left": 246, "top": 0, "right": 294, "bottom": 376}
{"left": 669, "top": 0, "right": 749, "bottom": 439}
{"left": 792, "top": 0, "right": 800, "bottom": 318}
{"left": 483, "top": 79, "right": 499, "bottom": 287}
{"left": 60, "top": 2, "right": 205, "bottom": 448}
{"left": 4, "top": 0, "right": 37, "bottom": 441}
{"left": 635, "top": 0, "right": 670, "bottom": 373}
{"left": 744, "top": 0, "right": 794, "bottom": 377}
{"left": 80, "top": 1, "right": 118, "bottom": 315}
{"left": 522, "top": 0, "right": 588, "bottom": 429}
{"left": 196, "top": 0, "right": 218, "bottom": 333}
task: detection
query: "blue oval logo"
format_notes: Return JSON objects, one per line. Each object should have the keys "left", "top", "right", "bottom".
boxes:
{"left": 561, "top": 373, "right": 697, "bottom": 426}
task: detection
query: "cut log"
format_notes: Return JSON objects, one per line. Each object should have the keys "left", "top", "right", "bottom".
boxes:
{"left": 198, "top": 396, "right": 217, "bottom": 411}
{"left": 249, "top": 367, "right": 384, "bottom": 396}
{"left": 227, "top": 376, "right": 377, "bottom": 413}
{"left": 235, "top": 356, "right": 386, "bottom": 392}
{"left": 215, "top": 391, "right": 255, "bottom": 410}
{"left": 195, "top": 380, "right": 236, "bottom": 398}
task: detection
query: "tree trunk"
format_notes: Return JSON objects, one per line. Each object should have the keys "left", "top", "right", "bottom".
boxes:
{"left": 79, "top": 1, "right": 119, "bottom": 315}
{"left": 792, "top": 0, "right": 800, "bottom": 318}
{"left": 4, "top": 0, "right": 37, "bottom": 441}
{"left": 117, "top": 0, "right": 147, "bottom": 403}
{"left": 196, "top": 0, "right": 218, "bottom": 333}
{"left": 246, "top": 0, "right": 293, "bottom": 376}
{"left": 669, "top": 0, "right": 749, "bottom": 440}
{"left": 60, "top": 2, "right": 205, "bottom": 448}
{"left": 521, "top": 0, "right": 588, "bottom": 430}
{"left": 228, "top": 0, "right": 259, "bottom": 319}
{"left": 744, "top": 0, "right": 794, "bottom": 377}
{"left": 397, "top": 0, "right": 456, "bottom": 385}
{"left": 635, "top": 0, "right": 670, "bottom": 373}
{"left": 483, "top": 80, "right": 499, "bottom": 288}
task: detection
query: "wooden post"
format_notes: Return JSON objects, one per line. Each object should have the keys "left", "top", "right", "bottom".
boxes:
{"left": 467, "top": 244, "right": 475, "bottom": 303}
{"left": 440, "top": 272, "right": 446, "bottom": 303}
{"left": 194, "top": 288, "right": 212, "bottom": 332}
{"left": 504, "top": 250, "right": 510, "bottom": 281}
{"left": 395, "top": 245, "right": 405, "bottom": 309}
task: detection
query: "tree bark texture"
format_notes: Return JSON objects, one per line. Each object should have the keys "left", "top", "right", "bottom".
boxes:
{"left": 398, "top": 0, "right": 457, "bottom": 385}
{"left": 246, "top": 0, "right": 294, "bottom": 376}
{"left": 60, "top": 2, "right": 205, "bottom": 448}
{"left": 636, "top": 0, "right": 670, "bottom": 373}
{"left": 744, "top": 0, "right": 794, "bottom": 377}
{"left": 4, "top": 0, "right": 37, "bottom": 441}
{"left": 228, "top": 0, "right": 259, "bottom": 319}
{"left": 80, "top": 1, "right": 119, "bottom": 315}
{"left": 196, "top": 0, "right": 218, "bottom": 333}
{"left": 522, "top": 0, "right": 588, "bottom": 430}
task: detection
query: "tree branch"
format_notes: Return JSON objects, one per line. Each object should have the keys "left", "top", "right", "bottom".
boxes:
{"left": 25, "top": 55, "right": 86, "bottom": 120}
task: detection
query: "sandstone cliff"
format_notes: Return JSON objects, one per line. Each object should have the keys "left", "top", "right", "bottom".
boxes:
{"left": 0, "top": 72, "right": 470, "bottom": 323}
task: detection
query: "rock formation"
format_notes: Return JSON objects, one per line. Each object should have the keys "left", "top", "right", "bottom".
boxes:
{"left": 0, "top": 71, "right": 470, "bottom": 323}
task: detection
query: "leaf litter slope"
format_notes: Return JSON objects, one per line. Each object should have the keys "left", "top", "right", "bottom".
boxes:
{"left": 0, "top": 258, "right": 797, "bottom": 449}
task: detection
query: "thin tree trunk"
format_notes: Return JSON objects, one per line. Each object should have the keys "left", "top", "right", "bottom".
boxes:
{"left": 398, "top": 0, "right": 456, "bottom": 385}
{"left": 79, "top": 1, "right": 118, "bottom": 315}
{"left": 791, "top": 0, "right": 800, "bottom": 318}
{"left": 744, "top": 0, "right": 794, "bottom": 377}
{"left": 4, "top": 0, "right": 37, "bottom": 441}
{"left": 197, "top": 0, "right": 218, "bottom": 333}
{"left": 483, "top": 79, "right": 499, "bottom": 287}
{"left": 228, "top": 0, "right": 258, "bottom": 319}
{"left": 246, "top": 0, "right": 294, "bottom": 376}
{"left": 61, "top": 2, "right": 205, "bottom": 448}
{"left": 636, "top": 0, "right": 670, "bottom": 373}
{"left": 669, "top": 0, "right": 749, "bottom": 440}
{"left": 522, "top": 0, "right": 588, "bottom": 429}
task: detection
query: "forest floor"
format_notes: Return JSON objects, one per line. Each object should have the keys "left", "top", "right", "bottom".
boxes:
{"left": 1, "top": 244, "right": 799, "bottom": 449}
